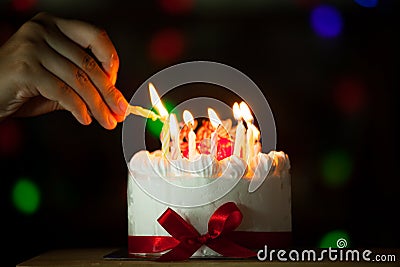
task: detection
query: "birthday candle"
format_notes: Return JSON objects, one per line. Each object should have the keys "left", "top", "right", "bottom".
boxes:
{"left": 240, "top": 102, "right": 255, "bottom": 163}
{"left": 169, "top": 113, "right": 181, "bottom": 159}
{"left": 183, "top": 110, "right": 196, "bottom": 161}
{"left": 208, "top": 108, "right": 222, "bottom": 158}
{"left": 253, "top": 126, "right": 261, "bottom": 155}
{"left": 232, "top": 102, "right": 246, "bottom": 158}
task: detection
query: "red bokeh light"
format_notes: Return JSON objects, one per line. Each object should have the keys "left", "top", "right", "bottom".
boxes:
{"left": 12, "top": 0, "right": 36, "bottom": 12}
{"left": 333, "top": 77, "right": 367, "bottom": 115}
{"left": 159, "top": 0, "right": 194, "bottom": 15}
{"left": 149, "top": 28, "right": 185, "bottom": 65}
{"left": 0, "top": 120, "right": 23, "bottom": 157}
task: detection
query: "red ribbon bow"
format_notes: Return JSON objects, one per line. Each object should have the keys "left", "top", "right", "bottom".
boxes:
{"left": 157, "top": 202, "right": 256, "bottom": 261}
{"left": 128, "top": 202, "right": 291, "bottom": 261}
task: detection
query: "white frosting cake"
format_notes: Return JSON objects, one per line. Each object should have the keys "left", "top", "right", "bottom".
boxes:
{"left": 127, "top": 150, "right": 291, "bottom": 257}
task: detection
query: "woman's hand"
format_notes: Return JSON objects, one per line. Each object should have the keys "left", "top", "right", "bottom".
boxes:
{"left": 0, "top": 12, "right": 128, "bottom": 129}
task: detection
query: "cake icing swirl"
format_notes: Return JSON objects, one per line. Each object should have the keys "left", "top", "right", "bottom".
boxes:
{"left": 129, "top": 150, "right": 290, "bottom": 180}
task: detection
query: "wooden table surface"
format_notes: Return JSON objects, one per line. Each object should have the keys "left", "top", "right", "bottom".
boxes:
{"left": 16, "top": 248, "right": 399, "bottom": 267}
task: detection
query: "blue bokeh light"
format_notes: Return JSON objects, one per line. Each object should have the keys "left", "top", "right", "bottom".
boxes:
{"left": 311, "top": 4, "right": 343, "bottom": 38}
{"left": 354, "top": 0, "right": 378, "bottom": 8}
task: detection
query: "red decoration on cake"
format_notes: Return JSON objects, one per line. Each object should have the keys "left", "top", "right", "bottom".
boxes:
{"left": 179, "top": 119, "right": 233, "bottom": 160}
{"left": 216, "top": 137, "right": 233, "bottom": 160}
{"left": 128, "top": 202, "right": 291, "bottom": 261}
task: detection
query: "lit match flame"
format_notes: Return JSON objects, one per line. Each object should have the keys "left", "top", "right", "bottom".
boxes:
{"left": 149, "top": 82, "right": 168, "bottom": 119}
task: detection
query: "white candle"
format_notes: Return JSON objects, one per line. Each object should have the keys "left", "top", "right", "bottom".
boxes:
{"left": 169, "top": 113, "right": 181, "bottom": 159}
{"left": 210, "top": 131, "right": 217, "bottom": 157}
{"left": 149, "top": 82, "right": 170, "bottom": 157}
{"left": 240, "top": 102, "right": 255, "bottom": 163}
{"left": 208, "top": 108, "right": 222, "bottom": 158}
{"left": 183, "top": 110, "right": 196, "bottom": 161}
{"left": 232, "top": 102, "right": 246, "bottom": 158}
{"left": 246, "top": 124, "right": 254, "bottom": 161}
{"left": 253, "top": 125, "right": 261, "bottom": 155}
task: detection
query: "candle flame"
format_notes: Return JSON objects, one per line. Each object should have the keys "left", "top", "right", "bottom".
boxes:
{"left": 149, "top": 82, "right": 168, "bottom": 119}
{"left": 208, "top": 108, "right": 222, "bottom": 129}
{"left": 253, "top": 125, "right": 260, "bottom": 140}
{"left": 183, "top": 110, "right": 194, "bottom": 128}
{"left": 232, "top": 102, "right": 242, "bottom": 121}
{"left": 169, "top": 113, "right": 179, "bottom": 137}
{"left": 239, "top": 102, "right": 253, "bottom": 123}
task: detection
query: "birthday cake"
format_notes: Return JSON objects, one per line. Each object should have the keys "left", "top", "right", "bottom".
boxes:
{"left": 127, "top": 96, "right": 292, "bottom": 260}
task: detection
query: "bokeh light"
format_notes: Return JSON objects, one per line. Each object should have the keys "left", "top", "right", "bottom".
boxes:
{"left": 319, "top": 230, "right": 350, "bottom": 248}
{"left": 149, "top": 28, "right": 185, "bottom": 65}
{"left": 12, "top": 178, "right": 41, "bottom": 215}
{"left": 354, "top": 0, "right": 378, "bottom": 8}
{"left": 0, "top": 120, "right": 23, "bottom": 157}
{"left": 311, "top": 4, "right": 343, "bottom": 38}
{"left": 11, "top": 0, "right": 36, "bottom": 12}
{"left": 159, "top": 0, "right": 194, "bottom": 15}
{"left": 321, "top": 149, "right": 353, "bottom": 187}
{"left": 333, "top": 77, "right": 367, "bottom": 115}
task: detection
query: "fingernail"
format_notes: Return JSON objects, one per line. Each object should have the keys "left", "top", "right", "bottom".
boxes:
{"left": 111, "top": 73, "right": 117, "bottom": 85}
{"left": 118, "top": 97, "right": 128, "bottom": 115}
{"left": 108, "top": 113, "right": 117, "bottom": 128}
{"left": 85, "top": 113, "right": 92, "bottom": 125}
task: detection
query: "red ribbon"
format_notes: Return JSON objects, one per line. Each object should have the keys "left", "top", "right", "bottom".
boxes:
{"left": 128, "top": 202, "right": 291, "bottom": 261}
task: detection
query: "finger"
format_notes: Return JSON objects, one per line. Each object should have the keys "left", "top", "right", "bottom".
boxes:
{"left": 54, "top": 16, "right": 119, "bottom": 83}
{"left": 112, "top": 112, "right": 125, "bottom": 123}
{"left": 78, "top": 53, "right": 127, "bottom": 117}
{"left": 30, "top": 15, "right": 128, "bottom": 117}
{"left": 34, "top": 68, "right": 92, "bottom": 125}
{"left": 39, "top": 44, "right": 117, "bottom": 129}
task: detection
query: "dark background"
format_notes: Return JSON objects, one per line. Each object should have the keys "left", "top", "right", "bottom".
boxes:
{"left": 1, "top": 0, "right": 399, "bottom": 265}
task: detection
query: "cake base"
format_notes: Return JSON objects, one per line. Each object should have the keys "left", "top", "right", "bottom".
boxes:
{"left": 127, "top": 151, "right": 291, "bottom": 258}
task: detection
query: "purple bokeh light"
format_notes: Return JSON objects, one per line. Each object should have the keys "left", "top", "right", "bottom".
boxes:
{"left": 311, "top": 4, "right": 343, "bottom": 38}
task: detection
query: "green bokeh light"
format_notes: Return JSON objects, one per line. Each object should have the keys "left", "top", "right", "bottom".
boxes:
{"left": 321, "top": 149, "right": 352, "bottom": 187}
{"left": 12, "top": 178, "right": 40, "bottom": 215}
{"left": 146, "top": 101, "right": 175, "bottom": 138}
{"left": 319, "top": 230, "right": 350, "bottom": 248}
